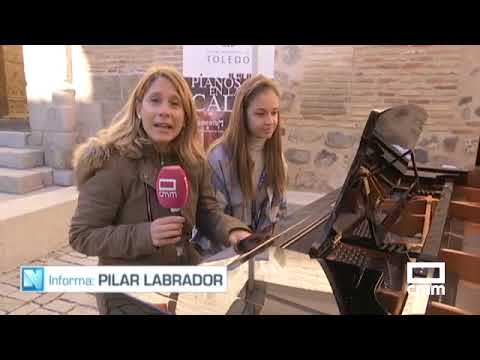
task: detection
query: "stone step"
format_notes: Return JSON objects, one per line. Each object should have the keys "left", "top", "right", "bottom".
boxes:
{"left": 0, "top": 131, "right": 31, "bottom": 148}
{"left": 0, "top": 118, "right": 30, "bottom": 131}
{"left": 0, "top": 185, "right": 64, "bottom": 204}
{"left": 0, "top": 167, "right": 53, "bottom": 194}
{"left": 0, "top": 147, "right": 44, "bottom": 169}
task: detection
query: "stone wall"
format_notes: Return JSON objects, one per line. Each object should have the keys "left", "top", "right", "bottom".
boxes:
{"left": 72, "top": 45, "right": 182, "bottom": 144}
{"left": 23, "top": 46, "right": 77, "bottom": 181}
{"left": 20, "top": 45, "right": 183, "bottom": 185}
{"left": 281, "top": 45, "right": 359, "bottom": 193}
{"left": 60, "top": 46, "right": 480, "bottom": 192}
{"left": 283, "top": 45, "right": 480, "bottom": 193}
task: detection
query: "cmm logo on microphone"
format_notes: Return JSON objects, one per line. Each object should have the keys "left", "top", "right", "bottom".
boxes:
{"left": 157, "top": 179, "right": 177, "bottom": 198}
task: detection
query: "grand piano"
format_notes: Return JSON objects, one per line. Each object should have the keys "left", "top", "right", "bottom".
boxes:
{"left": 125, "top": 104, "right": 480, "bottom": 315}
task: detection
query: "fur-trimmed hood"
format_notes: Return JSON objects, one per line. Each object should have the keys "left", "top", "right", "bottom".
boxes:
{"left": 72, "top": 138, "right": 113, "bottom": 187}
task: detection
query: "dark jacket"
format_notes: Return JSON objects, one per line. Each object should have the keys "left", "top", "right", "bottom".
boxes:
{"left": 69, "top": 140, "right": 250, "bottom": 266}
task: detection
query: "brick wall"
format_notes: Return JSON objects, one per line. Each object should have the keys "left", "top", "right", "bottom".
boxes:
{"left": 301, "top": 45, "right": 353, "bottom": 120}
{"left": 69, "top": 45, "right": 480, "bottom": 193}
{"left": 285, "top": 45, "right": 480, "bottom": 193}
{"left": 297, "top": 45, "right": 468, "bottom": 127}
{"left": 72, "top": 45, "right": 182, "bottom": 142}
{"left": 351, "top": 45, "right": 461, "bottom": 124}
{"left": 80, "top": 45, "right": 182, "bottom": 75}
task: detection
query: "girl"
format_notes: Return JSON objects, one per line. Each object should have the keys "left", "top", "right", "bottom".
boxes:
{"left": 199, "top": 74, "right": 288, "bottom": 255}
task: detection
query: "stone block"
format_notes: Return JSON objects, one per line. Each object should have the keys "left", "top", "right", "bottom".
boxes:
{"left": 0, "top": 148, "right": 44, "bottom": 169}
{"left": 44, "top": 132, "right": 76, "bottom": 150}
{"left": 26, "top": 131, "right": 44, "bottom": 147}
{"left": 45, "top": 148, "right": 73, "bottom": 169}
{"left": 0, "top": 131, "right": 29, "bottom": 148}
{"left": 91, "top": 75, "right": 121, "bottom": 101}
{"left": 120, "top": 74, "right": 142, "bottom": 100}
{"left": 45, "top": 106, "right": 76, "bottom": 131}
{"left": 52, "top": 89, "right": 75, "bottom": 107}
{"left": 28, "top": 103, "right": 49, "bottom": 131}
{"left": 285, "top": 149, "right": 311, "bottom": 165}
{"left": 76, "top": 102, "right": 104, "bottom": 143}
{"left": 0, "top": 167, "right": 53, "bottom": 194}
{"left": 53, "top": 169, "right": 74, "bottom": 186}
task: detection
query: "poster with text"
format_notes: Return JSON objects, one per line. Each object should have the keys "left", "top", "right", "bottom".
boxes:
{"left": 183, "top": 45, "right": 274, "bottom": 150}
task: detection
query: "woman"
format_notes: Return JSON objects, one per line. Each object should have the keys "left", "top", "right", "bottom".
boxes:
{"left": 69, "top": 65, "right": 252, "bottom": 314}
{"left": 198, "top": 74, "right": 288, "bottom": 255}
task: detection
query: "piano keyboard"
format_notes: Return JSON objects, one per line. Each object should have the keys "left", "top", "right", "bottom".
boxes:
{"left": 352, "top": 218, "right": 409, "bottom": 254}
{"left": 331, "top": 243, "right": 368, "bottom": 268}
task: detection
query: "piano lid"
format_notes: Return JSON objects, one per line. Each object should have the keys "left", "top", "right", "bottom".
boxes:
{"left": 374, "top": 104, "right": 428, "bottom": 154}
{"left": 309, "top": 104, "right": 430, "bottom": 258}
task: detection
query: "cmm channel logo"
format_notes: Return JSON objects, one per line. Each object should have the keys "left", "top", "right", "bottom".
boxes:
{"left": 407, "top": 262, "right": 445, "bottom": 296}
{"left": 158, "top": 179, "right": 177, "bottom": 199}
{"left": 21, "top": 267, "right": 45, "bottom": 292}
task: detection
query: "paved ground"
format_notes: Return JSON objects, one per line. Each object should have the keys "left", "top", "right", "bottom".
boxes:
{"left": 0, "top": 191, "right": 325, "bottom": 316}
{"left": 0, "top": 245, "right": 99, "bottom": 315}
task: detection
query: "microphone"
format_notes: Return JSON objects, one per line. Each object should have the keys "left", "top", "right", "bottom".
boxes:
{"left": 156, "top": 165, "right": 189, "bottom": 257}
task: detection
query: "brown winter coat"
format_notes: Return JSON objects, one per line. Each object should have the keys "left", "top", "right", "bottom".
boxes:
{"left": 69, "top": 140, "right": 250, "bottom": 266}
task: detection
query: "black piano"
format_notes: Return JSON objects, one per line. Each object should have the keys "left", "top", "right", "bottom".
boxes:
{"left": 123, "top": 104, "right": 480, "bottom": 315}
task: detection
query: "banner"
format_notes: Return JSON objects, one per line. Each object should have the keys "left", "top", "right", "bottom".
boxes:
{"left": 183, "top": 45, "right": 275, "bottom": 150}
{"left": 21, "top": 266, "right": 227, "bottom": 293}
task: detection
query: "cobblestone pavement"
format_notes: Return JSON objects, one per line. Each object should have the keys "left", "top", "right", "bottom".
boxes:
{"left": 0, "top": 245, "right": 99, "bottom": 315}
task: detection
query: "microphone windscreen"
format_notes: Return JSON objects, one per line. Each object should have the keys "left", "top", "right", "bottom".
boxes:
{"left": 156, "top": 165, "right": 189, "bottom": 209}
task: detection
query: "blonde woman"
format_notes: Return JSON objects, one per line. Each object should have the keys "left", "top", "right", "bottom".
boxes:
{"left": 69, "top": 66, "right": 251, "bottom": 314}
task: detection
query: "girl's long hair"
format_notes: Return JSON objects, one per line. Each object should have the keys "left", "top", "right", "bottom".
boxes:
{"left": 209, "top": 74, "right": 286, "bottom": 200}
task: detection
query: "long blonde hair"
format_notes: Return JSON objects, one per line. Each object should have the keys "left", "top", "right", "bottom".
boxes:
{"left": 74, "top": 65, "right": 204, "bottom": 173}
{"left": 209, "top": 74, "right": 286, "bottom": 201}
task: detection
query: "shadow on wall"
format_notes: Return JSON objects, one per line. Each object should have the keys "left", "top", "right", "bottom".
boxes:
{"left": 27, "top": 46, "right": 183, "bottom": 168}
{"left": 73, "top": 45, "right": 183, "bottom": 145}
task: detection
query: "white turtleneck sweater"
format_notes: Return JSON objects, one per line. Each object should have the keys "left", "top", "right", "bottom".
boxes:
{"left": 248, "top": 136, "right": 267, "bottom": 193}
